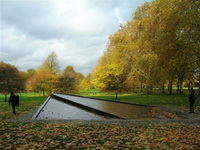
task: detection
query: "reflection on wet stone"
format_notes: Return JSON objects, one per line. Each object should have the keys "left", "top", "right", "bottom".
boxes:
{"left": 34, "top": 98, "right": 106, "bottom": 120}
{"left": 32, "top": 92, "right": 156, "bottom": 120}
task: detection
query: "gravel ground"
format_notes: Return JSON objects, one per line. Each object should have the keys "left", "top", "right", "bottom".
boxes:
{"left": 10, "top": 106, "right": 200, "bottom": 125}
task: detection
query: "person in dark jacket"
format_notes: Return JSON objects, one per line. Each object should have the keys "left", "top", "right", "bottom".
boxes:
{"left": 189, "top": 88, "right": 195, "bottom": 113}
{"left": 9, "top": 92, "right": 18, "bottom": 114}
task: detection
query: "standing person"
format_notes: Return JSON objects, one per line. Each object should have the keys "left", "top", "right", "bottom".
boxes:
{"left": 188, "top": 88, "right": 196, "bottom": 113}
{"left": 9, "top": 92, "right": 19, "bottom": 115}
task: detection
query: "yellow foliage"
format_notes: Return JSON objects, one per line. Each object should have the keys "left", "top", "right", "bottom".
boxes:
{"left": 79, "top": 79, "right": 90, "bottom": 91}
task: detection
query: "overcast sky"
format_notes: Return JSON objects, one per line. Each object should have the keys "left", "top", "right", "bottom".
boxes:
{"left": 0, "top": 0, "right": 151, "bottom": 76}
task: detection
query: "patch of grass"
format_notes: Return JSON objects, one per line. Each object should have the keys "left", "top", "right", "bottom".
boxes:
{"left": 0, "top": 92, "right": 47, "bottom": 120}
{"left": 79, "top": 90, "right": 200, "bottom": 110}
{"left": 0, "top": 92, "right": 47, "bottom": 103}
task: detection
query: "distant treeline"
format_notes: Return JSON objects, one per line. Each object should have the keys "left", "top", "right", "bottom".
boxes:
{"left": 0, "top": 51, "right": 91, "bottom": 101}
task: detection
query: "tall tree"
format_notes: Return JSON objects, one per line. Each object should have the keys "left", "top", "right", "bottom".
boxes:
{"left": 86, "top": 73, "right": 94, "bottom": 89}
{"left": 79, "top": 79, "right": 90, "bottom": 91}
{"left": 92, "top": 0, "right": 200, "bottom": 95}
{"left": 26, "top": 68, "right": 54, "bottom": 96}
{"left": 41, "top": 51, "right": 59, "bottom": 74}
{"left": 76, "top": 72, "right": 85, "bottom": 86}
{"left": 55, "top": 66, "right": 78, "bottom": 93}
{"left": 18, "top": 71, "right": 29, "bottom": 92}
{"left": 0, "top": 61, "right": 20, "bottom": 102}
{"left": 92, "top": 46, "right": 126, "bottom": 99}
{"left": 26, "top": 68, "right": 36, "bottom": 78}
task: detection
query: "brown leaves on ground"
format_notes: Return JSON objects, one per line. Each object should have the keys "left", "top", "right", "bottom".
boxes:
{"left": 1, "top": 102, "right": 200, "bottom": 149}
{"left": 0, "top": 121, "right": 200, "bottom": 149}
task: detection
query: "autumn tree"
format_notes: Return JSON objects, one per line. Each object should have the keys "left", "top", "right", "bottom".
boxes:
{"left": 92, "top": 46, "right": 126, "bottom": 99}
{"left": 79, "top": 79, "right": 90, "bottom": 91}
{"left": 0, "top": 61, "right": 20, "bottom": 102}
{"left": 41, "top": 51, "right": 59, "bottom": 74}
{"left": 55, "top": 66, "right": 79, "bottom": 93}
{"left": 76, "top": 72, "right": 85, "bottom": 86}
{"left": 86, "top": 73, "right": 94, "bottom": 89}
{"left": 17, "top": 71, "right": 29, "bottom": 92}
{"left": 145, "top": 0, "right": 200, "bottom": 94}
{"left": 92, "top": 0, "right": 200, "bottom": 95}
{"left": 28, "top": 51, "right": 60, "bottom": 95}
{"left": 26, "top": 68, "right": 54, "bottom": 96}
{"left": 26, "top": 68, "right": 36, "bottom": 78}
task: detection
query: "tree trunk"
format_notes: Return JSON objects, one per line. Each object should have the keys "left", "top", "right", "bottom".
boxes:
{"left": 140, "top": 81, "right": 143, "bottom": 92}
{"left": 188, "top": 79, "right": 191, "bottom": 91}
{"left": 115, "top": 92, "right": 118, "bottom": 99}
{"left": 43, "top": 90, "right": 45, "bottom": 97}
{"left": 177, "top": 80, "right": 180, "bottom": 94}
{"left": 4, "top": 94, "right": 7, "bottom": 102}
{"left": 198, "top": 75, "right": 200, "bottom": 95}
{"left": 145, "top": 85, "right": 150, "bottom": 94}
{"left": 168, "top": 82, "right": 173, "bottom": 95}
{"left": 180, "top": 78, "right": 184, "bottom": 94}
{"left": 150, "top": 85, "right": 153, "bottom": 92}
{"left": 162, "top": 82, "right": 165, "bottom": 93}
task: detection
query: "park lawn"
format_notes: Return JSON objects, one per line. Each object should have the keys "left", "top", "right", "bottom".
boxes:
{"left": 0, "top": 92, "right": 46, "bottom": 120}
{"left": 79, "top": 89, "right": 200, "bottom": 111}
{"left": 0, "top": 92, "right": 200, "bottom": 149}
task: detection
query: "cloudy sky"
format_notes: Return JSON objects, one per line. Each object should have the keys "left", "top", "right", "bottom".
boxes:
{"left": 0, "top": 0, "right": 151, "bottom": 76}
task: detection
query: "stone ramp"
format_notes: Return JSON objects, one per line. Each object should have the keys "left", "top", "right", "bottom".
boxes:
{"left": 32, "top": 92, "right": 197, "bottom": 121}
{"left": 10, "top": 92, "right": 200, "bottom": 125}
{"left": 32, "top": 96, "right": 113, "bottom": 120}
{"left": 49, "top": 92, "right": 157, "bottom": 120}
{"left": 15, "top": 92, "right": 199, "bottom": 123}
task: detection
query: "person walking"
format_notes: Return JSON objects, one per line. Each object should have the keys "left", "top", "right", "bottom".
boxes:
{"left": 189, "top": 88, "right": 196, "bottom": 113}
{"left": 9, "top": 92, "right": 19, "bottom": 115}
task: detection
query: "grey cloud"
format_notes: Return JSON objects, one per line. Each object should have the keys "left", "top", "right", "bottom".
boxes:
{"left": 0, "top": 0, "right": 152, "bottom": 75}
{"left": 1, "top": 0, "right": 117, "bottom": 40}
{"left": 86, "top": 0, "right": 122, "bottom": 12}
{"left": 1, "top": 1, "right": 51, "bottom": 28}
{"left": 1, "top": 0, "right": 66, "bottom": 40}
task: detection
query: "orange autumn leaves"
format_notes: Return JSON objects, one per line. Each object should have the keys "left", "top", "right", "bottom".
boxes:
{"left": 1, "top": 100, "right": 200, "bottom": 149}
{"left": 26, "top": 68, "right": 54, "bottom": 96}
{"left": 1, "top": 121, "right": 200, "bottom": 149}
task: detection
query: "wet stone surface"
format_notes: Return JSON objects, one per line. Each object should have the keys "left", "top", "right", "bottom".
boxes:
{"left": 52, "top": 93, "right": 156, "bottom": 120}
{"left": 31, "top": 93, "right": 159, "bottom": 120}
{"left": 18, "top": 92, "right": 199, "bottom": 124}
{"left": 34, "top": 98, "right": 107, "bottom": 120}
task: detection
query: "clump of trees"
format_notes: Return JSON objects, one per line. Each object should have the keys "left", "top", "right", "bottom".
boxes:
{"left": 0, "top": 62, "right": 20, "bottom": 101}
{"left": 92, "top": 0, "right": 200, "bottom": 95}
{"left": 26, "top": 51, "right": 89, "bottom": 96}
{"left": 0, "top": 51, "right": 90, "bottom": 99}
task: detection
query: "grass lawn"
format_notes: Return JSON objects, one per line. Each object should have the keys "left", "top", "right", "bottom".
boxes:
{"left": 0, "top": 92, "right": 200, "bottom": 149}
{"left": 0, "top": 92, "right": 46, "bottom": 120}
{"left": 79, "top": 89, "right": 200, "bottom": 111}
